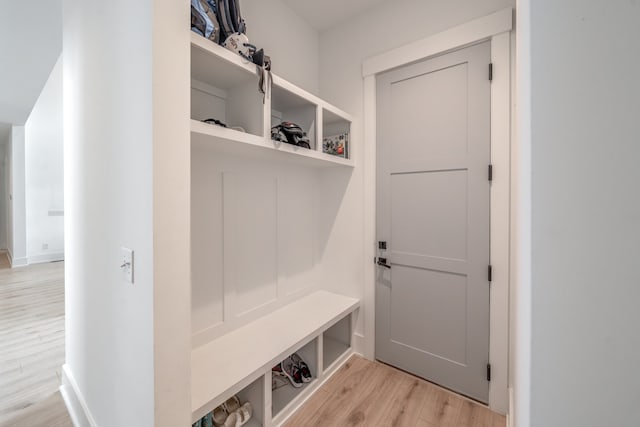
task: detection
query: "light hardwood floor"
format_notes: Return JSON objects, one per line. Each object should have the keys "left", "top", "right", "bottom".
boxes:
{"left": 0, "top": 261, "right": 66, "bottom": 424}
{"left": 0, "top": 392, "right": 72, "bottom": 427}
{"left": 285, "top": 355, "right": 505, "bottom": 427}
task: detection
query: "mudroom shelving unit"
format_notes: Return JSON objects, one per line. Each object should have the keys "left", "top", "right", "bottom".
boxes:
{"left": 190, "top": 32, "right": 359, "bottom": 427}
{"left": 190, "top": 33, "right": 354, "bottom": 168}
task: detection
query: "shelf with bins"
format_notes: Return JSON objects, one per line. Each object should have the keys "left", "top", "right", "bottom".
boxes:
{"left": 190, "top": 33, "right": 354, "bottom": 168}
{"left": 191, "top": 291, "right": 359, "bottom": 425}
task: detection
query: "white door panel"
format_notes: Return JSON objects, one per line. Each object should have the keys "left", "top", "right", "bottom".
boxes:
{"left": 376, "top": 41, "right": 491, "bottom": 403}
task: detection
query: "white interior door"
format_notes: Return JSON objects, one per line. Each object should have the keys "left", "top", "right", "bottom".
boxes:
{"left": 375, "top": 41, "right": 491, "bottom": 403}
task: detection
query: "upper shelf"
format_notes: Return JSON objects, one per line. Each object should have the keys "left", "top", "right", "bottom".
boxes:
{"left": 191, "top": 120, "right": 354, "bottom": 168}
{"left": 191, "top": 33, "right": 258, "bottom": 89}
{"left": 191, "top": 291, "right": 360, "bottom": 421}
{"left": 190, "top": 33, "right": 355, "bottom": 167}
{"left": 190, "top": 33, "right": 353, "bottom": 122}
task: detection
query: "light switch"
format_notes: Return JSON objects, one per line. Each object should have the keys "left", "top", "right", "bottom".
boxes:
{"left": 121, "top": 247, "right": 134, "bottom": 284}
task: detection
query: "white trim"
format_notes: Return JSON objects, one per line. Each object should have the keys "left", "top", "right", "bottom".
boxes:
{"left": 362, "top": 75, "right": 376, "bottom": 361}
{"left": 362, "top": 8, "right": 513, "bottom": 77}
{"left": 488, "top": 31, "right": 511, "bottom": 415}
{"left": 507, "top": 387, "right": 515, "bottom": 427}
{"left": 362, "top": 8, "right": 513, "bottom": 414}
{"left": 9, "top": 252, "right": 28, "bottom": 267}
{"left": 27, "top": 252, "right": 65, "bottom": 265}
{"left": 513, "top": 1, "right": 532, "bottom": 425}
{"left": 352, "top": 332, "right": 365, "bottom": 358}
{"left": 61, "top": 364, "right": 97, "bottom": 427}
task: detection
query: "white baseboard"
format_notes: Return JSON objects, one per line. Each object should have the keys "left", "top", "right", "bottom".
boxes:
{"left": 28, "top": 252, "right": 64, "bottom": 265}
{"left": 507, "top": 386, "right": 514, "bottom": 427}
{"left": 8, "top": 251, "right": 28, "bottom": 267}
{"left": 61, "top": 364, "right": 97, "bottom": 427}
{"left": 352, "top": 332, "right": 366, "bottom": 358}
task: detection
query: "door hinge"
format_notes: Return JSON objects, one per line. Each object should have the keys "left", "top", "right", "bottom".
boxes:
{"left": 489, "top": 63, "right": 493, "bottom": 81}
{"left": 488, "top": 265, "right": 493, "bottom": 282}
{"left": 488, "top": 164, "right": 493, "bottom": 182}
{"left": 487, "top": 363, "right": 492, "bottom": 381}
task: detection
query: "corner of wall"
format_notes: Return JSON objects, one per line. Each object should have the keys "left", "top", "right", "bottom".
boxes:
{"left": 61, "top": 364, "right": 97, "bottom": 427}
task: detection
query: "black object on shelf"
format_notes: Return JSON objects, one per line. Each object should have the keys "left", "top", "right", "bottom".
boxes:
{"left": 271, "top": 122, "right": 311, "bottom": 149}
{"left": 202, "top": 118, "right": 227, "bottom": 128}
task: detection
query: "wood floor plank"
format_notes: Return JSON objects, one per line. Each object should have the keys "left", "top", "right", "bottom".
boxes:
{"left": 491, "top": 412, "right": 507, "bottom": 427}
{"left": 0, "top": 253, "right": 10, "bottom": 270}
{"left": 286, "top": 355, "right": 505, "bottom": 427}
{"left": 0, "top": 392, "right": 72, "bottom": 427}
{"left": 283, "top": 388, "right": 331, "bottom": 426}
{"left": 420, "top": 386, "right": 464, "bottom": 427}
{"left": 373, "top": 374, "right": 430, "bottom": 427}
{"left": 341, "top": 363, "right": 404, "bottom": 426}
{"left": 298, "top": 359, "right": 386, "bottom": 427}
{"left": 0, "top": 262, "right": 66, "bottom": 424}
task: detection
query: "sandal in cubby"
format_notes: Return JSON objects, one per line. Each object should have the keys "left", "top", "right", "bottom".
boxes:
{"left": 212, "top": 404, "right": 228, "bottom": 427}
{"left": 222, "top": 395, "right": 241, "bottom": 415}
{"left": 225, "top": 401, "right": 252, "bottom": 427}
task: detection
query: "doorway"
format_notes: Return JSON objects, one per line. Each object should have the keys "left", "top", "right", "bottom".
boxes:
{"left": 375, "top": 42, "right": 492, "bottom": 403}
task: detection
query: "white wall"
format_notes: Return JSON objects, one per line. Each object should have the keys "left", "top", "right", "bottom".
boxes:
{"left": 242, "top": 0, "right": 320, "bottom": 95}
{"left": 5, "top": 130, "right": 13, "bottom": 256}
{"left": 318, "top": 0, "right": 515, "bottom": 353}
{"left": 0, "top": 135, "right": 8, "bottom": 250}
{"left": 526, "top": 1, "right": 640, "bottom": 426}
{"left": 63, "top": 0, "right": 191, "bottom": 424}
{"left": 152, "top": 1, "right": 191, "bottom": 425}
{"left": 25, "top": 55, "right": 64, "bottom": 264}
{"left": 9, "top": 126, "right": 27, "bottom": 266}
{"left": 63, "top": 0, "right": 155, "bottom": 425}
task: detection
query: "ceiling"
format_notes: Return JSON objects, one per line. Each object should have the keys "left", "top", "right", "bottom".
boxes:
{"left": 0, "top": 0, "right": 62, "bottom": 125}
{"left": 281, "top": 0, "right": 386, "bottom": 31}
{"left": 0, "top": 0, "right": 378, "bottom": 127}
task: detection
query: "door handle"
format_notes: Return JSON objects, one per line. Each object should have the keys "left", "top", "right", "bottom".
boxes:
{"left": 377, "top": 257, "right": 391, "bottom": 269}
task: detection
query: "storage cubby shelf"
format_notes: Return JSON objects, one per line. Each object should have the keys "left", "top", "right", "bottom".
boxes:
{"left": 191, "top": 291, "right": 359, "bottom": 421}
{"left": 191, "top": 32, "right": 259, "bottom": 89}
{"left": 191, "top": 33, "right": 354, "bottom": 168}
{"left": 271, "top": 75, "right": 352, "bottom": 123}
{"left": 191, "top": 119, "right": 354, "bottom": 168}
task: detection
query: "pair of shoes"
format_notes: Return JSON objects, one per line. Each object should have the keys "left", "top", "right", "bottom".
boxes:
{"left": 273, "top": 359, "right": 303, "bottom": 388}
{"left": 290, "top": 353, "right": 313, "bottom": 383}
{"left": 273, "top": 353, "right": 313, "bottom": 389}
{"left": 281, "top": 357, "right": 304, "bottom": 388}
{"left": 271, "top": 364, "right": 289, "bottom": 390}
{"left": 212, "top": 395, "right": 252, "bottom": 427}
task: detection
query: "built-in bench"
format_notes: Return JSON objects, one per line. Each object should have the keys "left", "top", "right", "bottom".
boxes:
{"left": 191, "top": 290, "right": 360, "bottom": 425}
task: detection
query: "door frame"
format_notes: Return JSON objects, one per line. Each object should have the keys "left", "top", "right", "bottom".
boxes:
{"left": 361, "top": 8, "right": 514, "bottom": 414}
